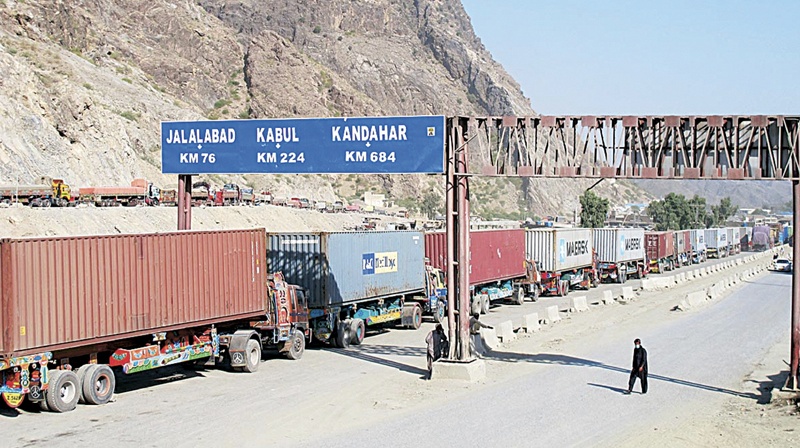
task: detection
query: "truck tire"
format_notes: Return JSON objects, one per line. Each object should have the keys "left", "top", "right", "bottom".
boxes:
{"left": 335, "top": 321, "right": 352, "bottom": 349}
{"left": 75, "top": 364, "right": 94, "bottom": 404}
{"left": 513, "top": 286, "right": 525, "bottom": 305}
{"left": 350, "top": 319, "right": 366, "bottom": 345}
{"left": 81, "top": 364, "right": 115, "bottom": 405}
{"left": 44, "top": 370, "right": 80, "bottom": 413}
{"left": 242, "top": 339, "right": 262, "bottom": 373}
{"left": 285, "top": 330, "right": 306, "bottom": 360}
{"left": 480, "top": 295, "right": 490, "bottom": 314}
{"left": 410, "top": 306, "right": 423, "bottom": 330}
{"left": 433, "top": 301, "right": 446, "bottom": 323}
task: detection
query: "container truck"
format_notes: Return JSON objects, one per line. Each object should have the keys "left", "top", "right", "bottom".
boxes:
{"left": 0, "top": 229, "right": 310, "bottom": 413}
{"left": 751, "top": 225, "right": 771, "bottom": 251}
{"left": 739, "top": 226, "right": 752, "bottom": 251}
{"left": 645, "top": 231, "right": 676, "bottom": 273}
{"left": 727, "top": 228, "right": 741, "bottom": 254}
{"left": 0, "top": 177, "right": 74, "bottom": 207}
{"left": 594, "top": 228, "right": 647, "bottom": 283}
{"left": 267, "top": 232, "right": 445, "bottom": 348}
{"left": 690, "top": 229, "right": 707, "bottom": 263}
{"left": 705, "top": 228, "right": 728, "bottom": 258}
{"left": 425, "top": 229, "right": 530, "bottom": 314}
{"left": 524, "top": 228, "right": 596, "bottom": 297}
{"left": 673, "top": 230, "right": 692, "bottom": 267}
{"left": 78, "top": 179, "right": 159, "bottom": 206}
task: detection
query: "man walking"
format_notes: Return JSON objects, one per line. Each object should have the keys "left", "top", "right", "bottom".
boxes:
{"left": 425, "top": 324, "right": 448, "bottom": 379}
{"left": 625, "top": 338, "right": 648, "bottom": 394}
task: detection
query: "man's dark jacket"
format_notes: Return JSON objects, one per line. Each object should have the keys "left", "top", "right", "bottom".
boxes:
{"left": 632, "top": 346, "right": 648, "bottom": 373}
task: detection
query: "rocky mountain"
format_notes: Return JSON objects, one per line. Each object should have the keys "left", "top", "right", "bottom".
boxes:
{"left": 0, "top": 0, "right": 648, "bottom": 219}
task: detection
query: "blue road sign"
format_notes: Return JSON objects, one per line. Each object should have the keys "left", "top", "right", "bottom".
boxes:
{"left": 161, "top": 115, "right": 445, "bottom": 174}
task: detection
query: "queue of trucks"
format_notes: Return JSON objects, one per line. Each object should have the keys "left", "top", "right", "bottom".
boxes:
{"left": 0, "top": 224, "right": 770, "bottom": 413}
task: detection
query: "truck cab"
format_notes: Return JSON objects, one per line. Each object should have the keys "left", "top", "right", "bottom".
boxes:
{"left": 250, "top": 272, "right": 309, "bottom": 360}
{"left": 423, "top": 265, "right": 447, "bottom": 322}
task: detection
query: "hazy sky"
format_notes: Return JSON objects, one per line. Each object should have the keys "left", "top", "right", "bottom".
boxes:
{"left": 461, "top": 1, "right": 800, "bottom": 115}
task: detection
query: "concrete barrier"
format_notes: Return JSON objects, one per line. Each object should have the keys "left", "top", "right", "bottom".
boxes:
{"left": 545, "top": 305, "right": 561, "bottom": 324}
{"left": 433, "top": 358, "right": 486, "bottom": 382}
{"left": 570, "top": 295, "right": 589, "bottom": 312}
{"left": 641, "top": 278, "right": 658, "bottom": 291}
{"left": 480, "top": 327, "right": 499, "bottom": 349}
{"left": 686, "top": 290, "right": 707, "bottom": 307}
{"left": 496, "top": 320, "right": 516, "bottom": 343}
{"left": 602, "top": 290, "right": 614, "bottom": 305}
{"left": 700, "top": 267, "right": 707, "bottom": 276}
{"left": 693, "top": 269, "right": 700, "bottom": 278}
{"left": 523, "top": 313, "right": 540, "bottom": 333}
{"left": 621, "top": 286, "right": 635, "bottom": 301}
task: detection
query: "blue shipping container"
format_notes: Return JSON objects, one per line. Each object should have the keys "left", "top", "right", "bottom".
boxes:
{"left": 267, "top": 231, "right": 426, "bottom": 308}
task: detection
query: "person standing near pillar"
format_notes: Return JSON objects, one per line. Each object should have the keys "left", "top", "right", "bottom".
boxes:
{"left": 625, "top": 338, "right": 648, "bottom": 394}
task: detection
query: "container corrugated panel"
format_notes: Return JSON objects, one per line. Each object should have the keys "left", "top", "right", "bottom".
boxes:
{"left": 674, "top": 230, "right": 691, "bottom": 254}
{"left": 1, "top": 229, "right": 268, "bottom": 357}
{"left": 593, "top": 228, "right": 645, "bottom": 263}
{"left": 268, "top": 232, "right": 425, "bottom": 308}
{"left": 690, "top": 230, "right": 706, "bottom": 252}
{"left": 645, "top": 231, "right": 674, "bottom": 260}
{"left": 525, "top": 228, "right": 593, "bottom": 272}
{"left": 705, "top": 228, "right": 727, "bottom": 249}
{"left": 726, "top": 228, "right": 735, "bottom": 247}
{"left": 425, "top": 229, "right": 526, "bottom": 286}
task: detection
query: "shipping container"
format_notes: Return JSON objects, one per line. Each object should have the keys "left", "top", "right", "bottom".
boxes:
{"left": 425, "top": 229, "right": 526, "bottom": 286}
{"left": 267, "top": 232, "right": 426, "bottom": 308}
{"left": 674, "top": 230, "right": 692, "bottom": 255}
{"left": 593, "top": 228, "right": 645, "bottom": 263}
{"left": 525, "top": 228, "right": 593, "bottom": 273}
{"left": 752, "top": 225, "right": 771, "bottom": 250}
{"left": 645, "top": 231, "right": 675, "bottom": 261}
{"left": 704, "top": 228, "right": 729, "bottom": 257}
{"left": 0, "top": 229, "right": 268, "bottom": 358}
{"left": 726, "top": 228, "right": 736, "bottom": 251}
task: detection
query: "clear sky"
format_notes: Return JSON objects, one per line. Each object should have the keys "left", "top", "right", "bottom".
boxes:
{"left": 461, "top": 0, "right": 800, "bottom": 115}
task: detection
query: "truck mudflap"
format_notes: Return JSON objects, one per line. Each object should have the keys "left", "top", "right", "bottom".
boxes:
{"left": 0, "top": 352, "right": 50, "bottom": 407}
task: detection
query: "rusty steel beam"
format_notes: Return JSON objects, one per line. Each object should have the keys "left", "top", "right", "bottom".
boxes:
{"left": 177, "top": 174, "right": 192, "bottom": 230}
{"left": 790, "top": 180, "right": 800, "bottom": 391}
{"left": 459, "top": 115, "right": 800, "bottom": 180}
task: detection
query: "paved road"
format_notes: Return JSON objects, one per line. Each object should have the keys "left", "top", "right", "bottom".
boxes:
{"left": 302, "top": 271, "right": 791, "bottom": 448}
{"left": 1, "top": 251, "right": 780, "bottom": 447}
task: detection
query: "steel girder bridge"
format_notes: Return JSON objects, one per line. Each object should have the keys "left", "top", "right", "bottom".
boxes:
{"left": 443, "top": 115, "right": 800, "bottom": 390}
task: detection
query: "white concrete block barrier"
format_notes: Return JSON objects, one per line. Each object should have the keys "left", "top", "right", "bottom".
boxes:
{"left": 496, "top": 320, "right": 516, "bottom": 343}
{"left": 523, "top": 313, "right": 541, "bottom": 333}
{"left": 545, "top": 305, "right": 561, "bottom": 324}
{"left": 686, "top": 290, "right": 707, "bottom": 307}
{"left": 602, "top": 290, "right": 614, "bottom": 305}
{"left": 570, "top": 295, "right": 589, "bottom": 312}
{"left": 480, "top": 327, "right": 499, "bottom": 350}
{"left": 621, "top": 286, "right": 635, "bottom": 301}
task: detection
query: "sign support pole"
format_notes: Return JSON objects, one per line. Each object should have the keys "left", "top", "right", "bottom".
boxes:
{"left": 456, "top": 117, "right": 471, "bottom": 361}
{"left": 446, "top": 119, "right": 457, "bottom": 359}
{"left": 177, "top": 174, "right": 192, "bottom": 230}
{"left": 788, "top": 179, "right": 800, "bottom": 390}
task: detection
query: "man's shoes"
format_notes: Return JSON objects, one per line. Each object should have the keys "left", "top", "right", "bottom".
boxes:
{"left": 623, "top": 390, "right": 631, "bottom": 395}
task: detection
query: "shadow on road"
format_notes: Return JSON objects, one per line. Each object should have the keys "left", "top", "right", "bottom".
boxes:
{"left": 329, "top": 346, "right": 428, "bottom": 377}
{"left": 587, "top": 383, "right": 630, "bottom": 395}
{"left": 487, "top": 351, "right": 761, "bottom": 401}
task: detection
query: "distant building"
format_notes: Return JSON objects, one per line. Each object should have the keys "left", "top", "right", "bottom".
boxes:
{"left": 363, "top": 192, "right": 385, "bottom": 208}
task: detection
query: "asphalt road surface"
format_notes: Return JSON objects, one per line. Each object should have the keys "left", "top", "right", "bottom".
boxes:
{"left": 2, "top": 251, "right": 787, "bottom": 448}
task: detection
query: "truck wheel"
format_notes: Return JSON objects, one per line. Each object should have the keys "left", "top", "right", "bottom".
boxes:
{"left": 242, "top": 339, "right": 261, "bottom": 373}
{"left": 513, "top": 286, "right": 525, "bottom": 305}
{"left": 286, "top": 330, "right": 306, "bottom": 360}
{"left": 75, "top": 364, "right": 94, "bottom": 404}
{"left": 350, "top": 319, "right": 366, "bottom": 345}
{"left": 335, "top": 321, "right": 352, "bottom": 349}
{"left": 434, "top": 301, "right": 446, "bottom": 323}
{"left": 410, "top": 306, "right": 423, "bottom": 330}
{"left": 480, "top": 295, "right": 490, "bottom": 314}
{"left": 44, "top": 370, "right": 80, "bottom": 413}
{"left": 82, "top": 364, "right": 115, "bottom": 405}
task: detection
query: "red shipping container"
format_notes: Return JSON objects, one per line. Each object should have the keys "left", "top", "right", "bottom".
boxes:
{"left": 1, "top": 229, "right": 268, "bottom": 358}
{"left": 645, "top": 231, "right": 675, "bottom": 261}
{"left": 79, "top": 186, "right": 145, "bottom": 195}
{"left": 424, "top": 229, "right": 526, "bottom": 286}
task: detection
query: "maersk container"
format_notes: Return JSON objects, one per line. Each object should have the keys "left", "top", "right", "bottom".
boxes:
{"left": 425, "top": 229, "right": 526, "bottom": 286}
{"left": 726, "top": 228, "right": 736, "bottom": 248}
{"left": 690, "top": 229, "right": 706, "bottom": 253}
{"left": 674, "top": 230, "right": 691, "bottom": 255}
{"left": 593, "top": 228, "right": 645, "bottom": 263}
{"left": 525, "top": 228, "right": 593, "bottom": 272}
{"left": 267, "top": 232, "right": 425, "bottom": 308}
{"left": 1, "top": 229, "right": 268, "bottom": 358}
{"left": 704, "top": 228, "right": 728, "bottom": 250}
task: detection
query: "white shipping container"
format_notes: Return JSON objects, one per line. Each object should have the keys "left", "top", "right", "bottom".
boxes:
{"left": 726, "top": 228, "right": 735, "bottom": 248}
{"left": 593, "top": 228, "right": 645, "bottom": 263}
{"left": 690, "top": 229, "right": 706, "bottom": 252}
{"left": 705, "top": 228, "right": 728, "bottom": 249}
{"left": 525, "top": 228, "right": 594, "bottom": 272}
